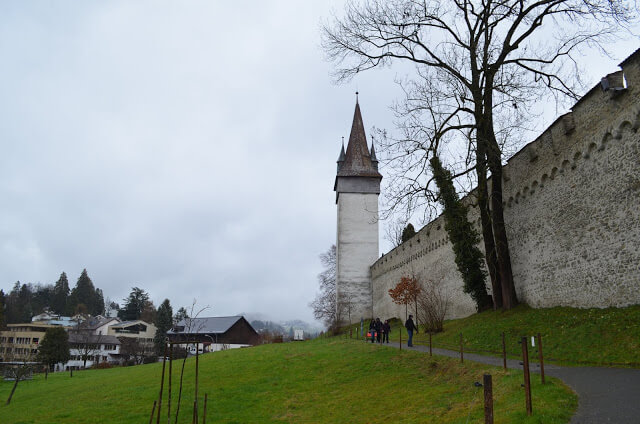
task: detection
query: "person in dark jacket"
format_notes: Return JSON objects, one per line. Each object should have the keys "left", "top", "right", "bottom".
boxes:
{"left": 375, "top": 318, "right": 382, "bottom": 343}
{"left": 405, "top": 314, "right": 418, "bottom": 347}
{"left": 369, "top": 318, "right": 376, "bottom": 343}
{"left": 383, "top": 319, "right": 391, "bottom": 343}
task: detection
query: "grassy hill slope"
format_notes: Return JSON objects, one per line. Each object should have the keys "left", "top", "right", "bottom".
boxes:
{"left": 386, "top": 305, "right": 640, "bottom": 367}
{"left": 1, "top": 338, "right": 575, "bottom": 423}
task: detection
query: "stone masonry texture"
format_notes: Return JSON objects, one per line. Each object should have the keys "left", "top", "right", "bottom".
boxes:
{"left": 371, "top": 50, "right": 640, "bottom": 320}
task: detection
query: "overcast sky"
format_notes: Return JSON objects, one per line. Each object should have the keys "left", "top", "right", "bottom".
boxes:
{"left": 0, "top": 2, "right": 636, "bottom": 325}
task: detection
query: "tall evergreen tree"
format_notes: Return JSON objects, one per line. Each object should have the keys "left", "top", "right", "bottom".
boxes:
{"left": 118, "top": 287, "right": 150, "bottom": 321}
{"left": 153, "top": 299, "right": 173, "bottom": 356}
{"left": 68, "top": 269, "right": 101, "bottom": 316}
{"left": 94, "top": 288, "right": 105, "bottom": 316}
{"left": 31, "top": 284, "right": 53, "bottom": 315}
{"left": 401, "top": 224, "right": 416, "bottom": 242}
{"left": 0, "top": 289, "right": 6, "bottom": 329}
{"left": 52, "top": 272, "right": 70, "bottom": 315}
{"left": 174, "top": 307, "right": 189, "bottom": 323}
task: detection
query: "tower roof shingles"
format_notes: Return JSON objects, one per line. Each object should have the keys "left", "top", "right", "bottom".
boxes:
{"left": 337, "top": 102, "right": 382, "bottom": 178}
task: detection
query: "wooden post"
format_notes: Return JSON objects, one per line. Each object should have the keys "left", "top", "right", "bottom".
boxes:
{"left": 194, "top": 343, "right": 199, "bottom": 423}
{"left": 399, "top": 326, "right": 402, "bottom": 351}
{"left": 429, "top": 332, "right": 432, "bottom": 357}
{"left": 537, "top": 333, "right": 545, "bottom": 384}
{"left": 156, "top": 344, "right": 168, "bottom": 424}
{"left": 202, "top": 393, "right": 208, "bottom": 424}
{"left": 168, "top": 343, "right": 173, "bottom": 423}
{"left": 501, "top": 332, "right": 507, "bottom": 369}
{"left": 521, "top": 337, "right": 532, "bottom": 416}
{"left": 483, "top": 374, "right": 493, "bottom": 424}
{"left": 460, "top": 333, "right": 464, "bottom": 363}
{"left": 45, "top": 367, "right": 48, "bottom": 380}
{"left": 70, "top": 368, "right": 73, "bottom": 378}
{"left": 148, "top": 400, "right": 157, "bottom": 424}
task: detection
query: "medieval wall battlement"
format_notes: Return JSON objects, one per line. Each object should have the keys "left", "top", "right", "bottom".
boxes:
{"left": 371, "top": 49, "right": 640, "bottom": 319}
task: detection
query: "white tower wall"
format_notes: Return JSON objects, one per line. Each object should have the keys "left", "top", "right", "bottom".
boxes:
{"left": 336, "top": 193, "right": 379, "bottom": 322}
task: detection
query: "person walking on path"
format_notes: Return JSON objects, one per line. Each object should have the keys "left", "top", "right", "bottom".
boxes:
{"left": 375, "top": 318, "right": 383, "bottom": 343}
{"left": 383, "top": 320, "right": 390, "bottom": 343}
{"left": 405, "top": 315, "right": 418, "bottom": 347}
{"left": 368, "top": 319, "right": 376, "bottom": 343}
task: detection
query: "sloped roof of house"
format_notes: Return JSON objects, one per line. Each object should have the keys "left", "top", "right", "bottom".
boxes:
{"left": 68, "top": 333, "right": 120, "bottom": 345}
{"left": 81, "top": 317, "right": 120, "bottom": 330}
{"left": 168, "top": 316, "right": 249, "bottom": 335}
{"left": 110, "top": 320, "right": 150, "bottom": 328}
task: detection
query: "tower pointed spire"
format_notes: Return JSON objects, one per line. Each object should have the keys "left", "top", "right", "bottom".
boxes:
{"left": 336, "top": 100, "right": 382, "bottom": 178}
{"left": 337, "top": 137, "right": 346, "bottom": 172}
{"left": 370, "top": 141, "right": 379, "bottom": 172}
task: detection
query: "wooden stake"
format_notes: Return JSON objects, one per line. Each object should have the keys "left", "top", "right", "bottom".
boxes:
{"left": 194, "top": 343, "right": 199, "bottom": 422}
{"left": 521, "top": 337, "right": 532, "bottom": 416}
{"left": 502, "top": 332, "right": 507, "bottom": 369}
{"left": 483, "top": 374, "right": 493, "bottom": 424}
{"left": 156, "top": 344, "right": 168, "bottom": 424}
{"left": 148, "top": 400, "right": 157, "bottom": 424}
{"left": 202, "top": 393, "right": 208, "bottom": 424}
{"left": 537, "top": 333, "right": 545, "bottom": 384}
{"left": 167, "top": 343, "right": 173, "bottom": 424}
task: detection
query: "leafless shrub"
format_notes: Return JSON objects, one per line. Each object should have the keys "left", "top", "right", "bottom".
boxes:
{"left": 417, "top": 271, "right": 451, "bottom": 333}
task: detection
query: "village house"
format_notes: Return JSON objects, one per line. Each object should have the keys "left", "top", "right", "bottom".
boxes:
{"left": 168, "top": 316, "right": 260, "bottom": 353}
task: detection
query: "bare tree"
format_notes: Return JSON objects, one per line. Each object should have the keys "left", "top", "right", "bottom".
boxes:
{"left": 171, "top": 300, "right": 209, "bottom": 424}
{"left": 70, "top": 320, "right": 105, "bottom": 369}
{"left": 416, "top": 268, "right": 451, "bottom": 333}
{"left": 338, "top": 292, "right": 355, "bottom": 326}
{"left": 384, "top": 218, "right": 407, "bottom": 248}
{"left": 309, "top": 245, "right": 338, "bottom": 328}
{"left": 118, "top": 337, "right": 151, "bottom": 365}
{"left": 2, "top": 351, "right": 38, "bottom": 405}
{"left": 323, "top": 0, "right": 638, "bottom": 310}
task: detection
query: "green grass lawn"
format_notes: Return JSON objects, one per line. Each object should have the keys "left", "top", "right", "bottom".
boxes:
{"left": 0, "top": 338, "right": 575, "bottom": 423}
{"left": 382, "top": 304, "right": 640, "bottom": 367}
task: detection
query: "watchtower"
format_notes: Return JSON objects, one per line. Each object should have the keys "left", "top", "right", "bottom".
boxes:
{"left": 334, "top": 99, "right": 382, "bottom": 323}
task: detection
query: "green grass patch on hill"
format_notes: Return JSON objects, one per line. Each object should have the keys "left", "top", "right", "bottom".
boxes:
{"left": 1, "top": 338, "right": 575, "bottom": 423}
{"left": 382, "top": 304, "right": 640, "bottom": 367}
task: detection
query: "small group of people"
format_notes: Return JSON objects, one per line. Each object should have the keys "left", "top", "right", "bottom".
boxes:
{"left": 368, "top": 317, "right": 391, "bottom": 343}
{"left": 367, "top": 314, "right": 419, "bottom": 347}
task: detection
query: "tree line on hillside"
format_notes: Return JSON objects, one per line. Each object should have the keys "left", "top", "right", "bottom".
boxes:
{"left": 0, "top": 275, "right": 193, "bottom": 365}
{"left": 0, "top": 269, "right": 104, "bottom": 323}
{"left": 0, "top": 270, "right": 191, "bottom": 340}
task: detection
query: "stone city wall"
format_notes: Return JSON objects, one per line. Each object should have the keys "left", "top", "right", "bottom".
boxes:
{"left": 371, "top": 50, "right": 640, "bottom": 320}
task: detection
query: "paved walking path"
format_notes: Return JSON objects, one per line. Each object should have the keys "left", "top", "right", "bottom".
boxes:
{"left": 379, "top": 341, "right": 640, "bottom": 423}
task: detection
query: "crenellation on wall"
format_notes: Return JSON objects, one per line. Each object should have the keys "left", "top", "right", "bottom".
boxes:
{"left": 371, "top": 49, "right": 640, "bottom": 320}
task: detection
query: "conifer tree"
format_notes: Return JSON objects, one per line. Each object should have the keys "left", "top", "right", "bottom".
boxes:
{"left": 0, "top": 289, "right": 5, "bottom": 329}
{"left": 154, "top": 299, "right": 173, "bottom": 356}
{"left": 174, "top": 307, "right": 189, "bottom": 323}
{"left": 401, "top": 224, "right": 416, "bottom": 242}
{"left": 119, "top": 287, "right": 151, "bottom": 321}
{"left": 52, "top": 272, "right": 70, "bottom": 315}
{"left": 37, "top": 327, "right": 70, "bottom": 370}
{"left": 68, "top": 269, "right": 102, "bottom": 316}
